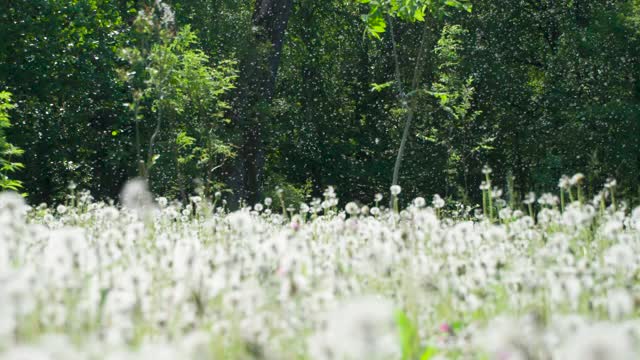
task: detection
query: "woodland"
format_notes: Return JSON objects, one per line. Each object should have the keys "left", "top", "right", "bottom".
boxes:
{"left": 1, "top": 0, "right": 639, "bottom": 205}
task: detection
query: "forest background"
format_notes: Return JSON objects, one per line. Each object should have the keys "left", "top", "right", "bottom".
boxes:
{"left": 1, "top": 0, "right": 639, "bottom": 207}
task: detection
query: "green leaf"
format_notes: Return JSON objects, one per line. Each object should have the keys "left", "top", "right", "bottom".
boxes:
{"left": 444, "top": 0, "right": 462, "bottom": 7}
{"left": 451, "top": 321, "right": 465, "bottom": 332}
{"left": 414, "top": 6, "right": 426, "bottom": 21}
{"left": 362, "top": 12, "right": 387, "bottom": 39}
{"left": 148, "top": 154, "right": 161, "bottom": 169}
{"left": 396, "top": 310, "right": 419, "bottom": 360}
{"left": 370, "top": 81, "right": 394, "bottom": 92}
{"left": 420, "top": 346, "right": 439, "bottom": 360}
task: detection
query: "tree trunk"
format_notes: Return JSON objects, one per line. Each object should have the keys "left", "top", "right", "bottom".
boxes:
{"left": 229, "top": 0, "right": 293, "bottom": 207}
{"left": 390, "top": 19, "right": 430, "bottom": 191}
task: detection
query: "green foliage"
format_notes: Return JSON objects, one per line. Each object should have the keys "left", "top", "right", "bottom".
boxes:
{"left": 263, "top": 175, "right": 313, "bottom": 212}
{"left": 356, "top": 0, "right": 472, "bottom": 38}
{"left": 396, "top": 310, "right": 440, "bottom": 360}
{"left": 118, "top": 2, "right": 237, "bottom": 198}
{"left": 422, "top": 24, "right": 490, "bottom": 197}
{"left": 371, "top": 81, "right": 395, "bottom": 92}
{"left": 0, "top": 91, "right": 24, "bottom": 191}
{"left": 1, "top": 0, "right": 639, "bottom": 206}
{"left": 1, "top": 0, "right": 129, "bottom": 201}
{"left": 396, "top": 310, "right": 420, "bottom": 360}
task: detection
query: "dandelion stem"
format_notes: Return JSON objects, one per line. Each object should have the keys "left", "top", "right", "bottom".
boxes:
{"left": 482, "top": 189, "right": 487, "bottom": 219}
{"left": 485, "top": 172, "right": 493, "bottom": 222}
{"left": 611, "top": 187, "right": 616, "bottom": 210}
{"left": 568, "top": 188, "right": 574, "bottom": 203}
{"left": 577, "top": 185, "right": 584, "bottom": 204}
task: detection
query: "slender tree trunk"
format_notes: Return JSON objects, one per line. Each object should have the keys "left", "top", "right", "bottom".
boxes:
{"left": 230, "top": 0, "right": 293, "bottom": 207}
{"left": 146, "top": 98, "right": 163, "bottom": 180}
{"left": 390, "top": 20, "right": 431, "bottom": 190}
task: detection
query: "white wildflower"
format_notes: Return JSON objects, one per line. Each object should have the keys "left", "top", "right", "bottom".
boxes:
{"left": 120, "top": 177, "right": 154, "bottom": 212}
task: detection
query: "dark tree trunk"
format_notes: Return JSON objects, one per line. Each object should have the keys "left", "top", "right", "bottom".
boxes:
{"left": 229, "top": 0, "right": 293, "bottom": 207}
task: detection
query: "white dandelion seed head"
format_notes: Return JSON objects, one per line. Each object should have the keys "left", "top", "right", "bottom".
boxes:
{"left": 314, "top": 296, "right": 399, "bottom": 360}
{"left": 605, "top": 178, "right": 617, "bottom": 189}
{"left": 299, "top": 202, "right": 310, "bottom": 213}
{"left": 558, "top": 175, "right": 571, "bottom": 189}
{"left": 0, "top": 192, "right": 27, "bottom": 218}
{"left": 56, "top": 204, "right": 68, "bottom": 215}
{"left": 432, "top": 194, "right": 445, "bottom": 209}
{"left": 559, "top": 323, "right": 638, "bottom": 360}
{"left": 412, "top": 197, "right": 426, "bottom": 208}
{"left": 604, "top": 244, "right": 635, "bottom": 270}
{"left": 607, "top": 289, "right": 634, "bottom": 320}
{"left": 478, "top": 315, "right": 544, "bottom": 360}
{"left": 569, "top": 173, "right": 585, "bottom": 186}
{"left": 345, "top": 202, "right": 360, "bottom": 216}
{"left": 120, "top": 178, "right": 154, "bottom": 213}
{"left": 156, "top": 196, "right": 168, "bottom": 208}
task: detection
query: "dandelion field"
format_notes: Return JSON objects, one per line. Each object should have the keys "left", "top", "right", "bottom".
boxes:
{"left": 3, "top": 0, "right": 640, "bottom": 358}
{"left": 1, "top": 174, "right": 639, "bottom": 360}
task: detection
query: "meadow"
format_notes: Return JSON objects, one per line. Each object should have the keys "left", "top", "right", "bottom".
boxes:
{"left": 2, "top": 1, "right": 640, "bottom": 359}
{"left": 1, "top": 173, "right": 639, "bottom": 359}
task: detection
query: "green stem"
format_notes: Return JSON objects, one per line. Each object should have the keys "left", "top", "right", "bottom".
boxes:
{"left": 611, "top": 188, "right": 616, "bottom": 210}
{"left": 485, "top": 173, "right": 493, "bottom": 222}
{"left": 577, "top": 185, "right": 584, "bottom": 204}
{"left": 482, "top": 190, "right": 487, "bottom": 219}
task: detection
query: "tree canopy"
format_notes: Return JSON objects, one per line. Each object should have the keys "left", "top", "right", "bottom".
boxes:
{"left": 1, "top": 0, "right": 638, "bottom": 205}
